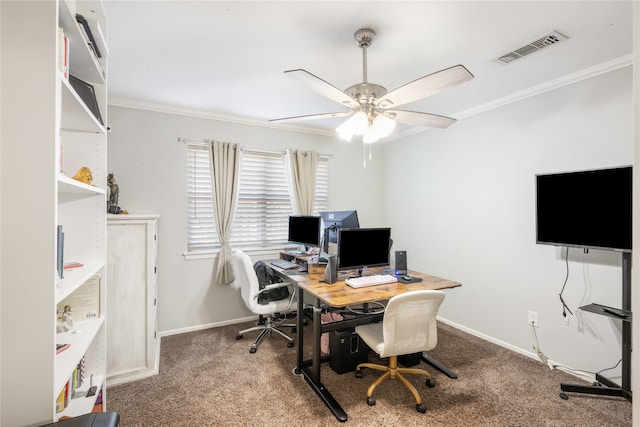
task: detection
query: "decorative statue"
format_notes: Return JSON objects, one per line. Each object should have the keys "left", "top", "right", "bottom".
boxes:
{"left": 107, "top": 173, "right": 119, "bottom": 206}
{"left": 72, "top": 166, "right": 93, "bottom": 185}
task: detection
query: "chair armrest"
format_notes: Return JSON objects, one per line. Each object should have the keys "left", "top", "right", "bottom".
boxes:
{"left": 254, "top": 282, "right": 293, "bottom": 299}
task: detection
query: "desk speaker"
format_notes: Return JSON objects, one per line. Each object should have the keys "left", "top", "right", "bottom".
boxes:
{"left": 395, "top": 250, "right": 407, "bottom": 275}
{"left": 324, "top": 255, "right": 337, "bottom": 284}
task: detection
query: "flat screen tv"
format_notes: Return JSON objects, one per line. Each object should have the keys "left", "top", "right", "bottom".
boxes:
{"left": 535, "top": 166, "right": 632, "bottom": 252}
{"left": 336, "top": 227, "right": 392, "bottom": 271}
{"left": 287, "top": 215, "right": 321, "bottom": 248}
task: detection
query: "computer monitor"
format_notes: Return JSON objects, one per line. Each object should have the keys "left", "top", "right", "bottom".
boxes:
{"left": 320, "top": 210, "right": 360, "bottom": 253}
{"left": 336, "top": 227, "right": 391, "bottom": 273}
{"left": 287, "top": 215, "right": 321, "bottom": 248}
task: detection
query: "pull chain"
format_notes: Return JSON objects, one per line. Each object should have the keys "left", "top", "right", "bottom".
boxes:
{"left": 362, "top": 143, "right": 366, "bottom": 168}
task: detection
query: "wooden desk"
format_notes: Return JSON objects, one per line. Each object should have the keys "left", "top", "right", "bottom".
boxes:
{"left": 274, "top": 266, "right": 461, "bottom": 422}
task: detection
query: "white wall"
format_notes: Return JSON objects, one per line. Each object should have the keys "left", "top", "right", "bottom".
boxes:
{"left": 106, "top": 107, "right": 386, "bottom": 333}
{"left": 382, "top": 66, "right": 633, "bottom": 379}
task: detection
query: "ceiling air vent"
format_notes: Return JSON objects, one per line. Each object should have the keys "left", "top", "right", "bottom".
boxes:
{"left": 497, "top": 30, "right": 568, "bottom": 64}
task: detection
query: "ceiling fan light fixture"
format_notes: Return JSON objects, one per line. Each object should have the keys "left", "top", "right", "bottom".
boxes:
{"left": 337, "top": 111, "right": 368, "bottom": 140}
{"left": 371, "top": 114, "right": 396, "bottom": 138}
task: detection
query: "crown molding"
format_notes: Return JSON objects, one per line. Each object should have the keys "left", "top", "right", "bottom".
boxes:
{"left": 107, "top": 97, "right": 336, "bottom": 138}
{"left": 109, "top": 55, "right": 632, "bottom": 143}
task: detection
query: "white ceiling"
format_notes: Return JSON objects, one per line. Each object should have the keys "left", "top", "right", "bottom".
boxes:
{"left": 103, "top": 1, "right": 633, "bottom": 138}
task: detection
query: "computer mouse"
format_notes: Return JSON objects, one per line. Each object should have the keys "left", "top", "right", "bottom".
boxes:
{"left": 402, "top": 275, "right": 411, "bottom": 281}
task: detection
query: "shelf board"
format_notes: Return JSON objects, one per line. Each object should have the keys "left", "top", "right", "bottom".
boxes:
{"left": 57, "top": 174, "right": 105, "bottom": 195}
{"left": 579, "top": 303, "right": 632, "bottom": 322}
{"left": 57, "top": 261, "right": 105, "bottom": 304}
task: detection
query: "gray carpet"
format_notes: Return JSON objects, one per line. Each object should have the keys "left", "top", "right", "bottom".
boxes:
{"left": 107, "top": 320, "right": 631, "bottom": 426}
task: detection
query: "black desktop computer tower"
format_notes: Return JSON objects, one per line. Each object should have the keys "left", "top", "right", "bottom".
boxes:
{"left": 329, "top": 329, "right": 370, "bottom": 374}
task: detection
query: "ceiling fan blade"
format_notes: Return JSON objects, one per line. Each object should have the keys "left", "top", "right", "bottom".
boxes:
{"left": 383, "top": 109, "right": 457, "bottom": 129}
{"left": 284, "top": 69, "right": 360, "bottom": 109}
{"left": 376, "top": 65, "right": 474, "bottom": 108}
{"left": 270, "top": 111, "right": 353, "bottom": 123}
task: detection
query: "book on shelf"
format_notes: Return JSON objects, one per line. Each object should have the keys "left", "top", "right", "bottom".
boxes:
{"left": 77, "top": 356, "right": 85, "bottom": 388}
{"left": 56, "top": 343, "right": 70, "bottom": 354}
{"left": 75, "top": 14, "right": 101, "bottom": 58}
{"left": 57, "top": 225, "right": 64, "bottom": 279}
{"left": 57, "top": 27, "right": 69, "bottom": 79}
{"left": 92, "top": 388, "right": 103, "bottom": 413}
{"left": 57, "top": 274, "right": 101, "bottom": 320}
{"left": 68, "top": 75, "right": 104, "bottom": 125}
{"left": 55, "top": 387, "right": 66, "bottom": 413}
{"left": 64, "top": 261, "right": 84, "bottom": 270}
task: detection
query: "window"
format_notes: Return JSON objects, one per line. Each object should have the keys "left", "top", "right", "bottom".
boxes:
{"left": 186, "top": 144, "right": 329, "bottom": 253}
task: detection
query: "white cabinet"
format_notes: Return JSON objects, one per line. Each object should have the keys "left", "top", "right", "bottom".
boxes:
{"left": 1, "top": 1, "right": 109, "bottom": 425}
{"left": 107, "top": 215, "right": 160, "bottom": 385}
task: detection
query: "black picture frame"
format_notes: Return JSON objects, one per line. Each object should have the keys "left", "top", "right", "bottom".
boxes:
{"left": 69, "top": 75, "right": 103, "bottom": 125}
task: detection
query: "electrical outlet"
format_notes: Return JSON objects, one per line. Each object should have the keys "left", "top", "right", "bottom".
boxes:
{"left": 528, "top": 310, "right": 539, "bottom": 327}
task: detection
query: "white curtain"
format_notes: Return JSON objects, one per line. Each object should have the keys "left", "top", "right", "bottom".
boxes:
{"left": 208, "top": 140, "right": 242, "bottom": 285}
{"left": 285, "top": 149, "right": 319, "bottom": 215}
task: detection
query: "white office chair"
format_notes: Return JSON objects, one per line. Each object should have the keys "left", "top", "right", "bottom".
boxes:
{"left": 232, "top": 250, "right": 297, "bottom": 353}
{"left": 355, "top": 289, "right": 446, "bottom": 413}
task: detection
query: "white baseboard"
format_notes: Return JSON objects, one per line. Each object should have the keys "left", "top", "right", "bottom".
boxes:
{"left": 437, "top": 316, "right": 595, "bottom": 383}
{"left": 437, "top": 316, "right": 540, "bottom": 360}
{"left": 158, "top": 316, "right": 256, "bottom": 338}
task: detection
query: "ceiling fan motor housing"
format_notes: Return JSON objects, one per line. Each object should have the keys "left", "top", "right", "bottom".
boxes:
{"left": 346, "top": 83, "right": 387, "bottom": 121}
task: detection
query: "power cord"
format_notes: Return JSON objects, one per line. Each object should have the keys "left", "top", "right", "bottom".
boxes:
{"left": 529, "top": 322, "right": 549, "bottom": 364}
{"left": 559, "top": 247, "right": 573, "bottom": 324}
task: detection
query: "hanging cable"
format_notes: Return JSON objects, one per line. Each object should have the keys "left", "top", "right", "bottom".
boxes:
{"left": 559, "top": 247, "right": 573, "bottom": 323}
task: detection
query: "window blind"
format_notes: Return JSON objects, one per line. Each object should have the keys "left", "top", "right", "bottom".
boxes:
{"left": 186, "top": 144, "right": 329, "bottom": 253}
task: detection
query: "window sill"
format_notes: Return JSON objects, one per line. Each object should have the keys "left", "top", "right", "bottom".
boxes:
{"left": 182, "top": 246, "right": 298, "bottom": 261}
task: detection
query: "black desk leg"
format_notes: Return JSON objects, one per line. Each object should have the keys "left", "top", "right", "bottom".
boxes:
{"left": 294, "top": 294, "right": 348, "bottom": 422}
{"left": 300, "top": 366, "right": 348, "bottom": 422}
{"left": 421, "top": 353, "right": 458, "bottom": 379}
{"left": 295, "top": 288, "right": 304, "bottom": 374}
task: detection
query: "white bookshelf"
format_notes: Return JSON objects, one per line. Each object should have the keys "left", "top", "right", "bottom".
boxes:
{"left": 0, "top": 1, "right": 110, "bottom": 425}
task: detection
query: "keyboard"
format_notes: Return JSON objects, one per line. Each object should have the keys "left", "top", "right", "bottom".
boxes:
{"left": 345, "top": 274, "right": 399, "bottom": 288}
{"left": 270, "top": 259, "right": 298, "bottom": 270}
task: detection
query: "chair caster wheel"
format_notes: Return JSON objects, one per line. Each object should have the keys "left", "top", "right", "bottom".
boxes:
{"left": 366, "top": 397, "right": 376, "bottom": 406}
{"left": 249, "top": 347, "right": 257, "bottom": 354}
{"left": 287, "top": 341, "right": 294, "bottom": 348}
{"left": 236, "top": 335, "right": 243, "bottom": 340}
{"left": 559, "top": 392, "right": 569, "bottom": 400}
{"left": 416, "top": 403, "right": 427, "bottom": 413}
{"left": 355, "top": 370, "right": 363, "bottom": 379}
{"left": 426, "top": 378, "right": 436, "bottom": 388}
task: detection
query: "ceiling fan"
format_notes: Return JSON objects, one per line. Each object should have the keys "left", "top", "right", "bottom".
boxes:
{"left": 270, "top": 28, "right": 474, "bottom": 143}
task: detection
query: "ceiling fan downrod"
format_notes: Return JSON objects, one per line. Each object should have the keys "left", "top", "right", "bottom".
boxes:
{"left": 354, "top": 28, "right": 375, "bottom": 83}
{"left": 347, "top": 28, "right": 388, "bottom": 118}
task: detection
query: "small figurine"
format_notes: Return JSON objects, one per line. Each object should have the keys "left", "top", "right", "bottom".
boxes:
{"left": 57, "top": 305, "right": 74, "bottom": 333}
{"left": 72, "top": 167, "right": 93, "bottom": 185}
{"left": 107, "top": 173, "right": 119, "bottom": 206}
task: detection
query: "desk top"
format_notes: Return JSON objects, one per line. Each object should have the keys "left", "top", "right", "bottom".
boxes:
{"left": 281, "top": 268, "right": 461, "bottom": 308}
